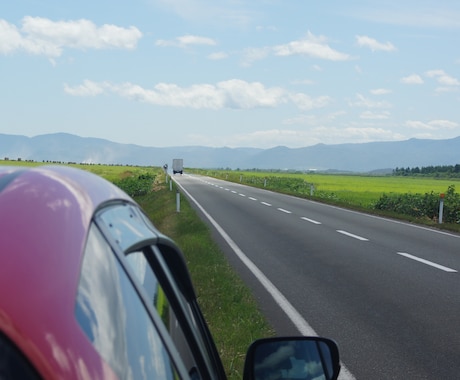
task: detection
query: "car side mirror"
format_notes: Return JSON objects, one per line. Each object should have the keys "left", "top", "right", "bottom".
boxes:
{"left": 243, "top": 336, "right": 340, "bottom": 380}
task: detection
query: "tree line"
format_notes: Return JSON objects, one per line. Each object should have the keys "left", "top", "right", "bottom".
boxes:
{"left": 393, "top": 164, "right": 460, "bottom": 177}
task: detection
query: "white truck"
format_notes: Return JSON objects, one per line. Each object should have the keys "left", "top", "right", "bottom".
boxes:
{"left": 172, "top": 158, "right": 183, "bottom": 175}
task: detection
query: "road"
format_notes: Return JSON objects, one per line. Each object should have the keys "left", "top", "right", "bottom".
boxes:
{"left": 172, "top": 173, "right": 460, "bottom": 379}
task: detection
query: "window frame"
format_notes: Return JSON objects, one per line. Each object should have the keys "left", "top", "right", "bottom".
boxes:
{"left": 76, "top": 221, "right": 190, "bottom": 380}
{"left": 93, "top": 201, "right": 226, "bottom": 380}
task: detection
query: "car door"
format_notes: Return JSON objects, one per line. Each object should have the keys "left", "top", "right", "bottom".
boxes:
{"left": 75, "top": 221, "right": 188, "bottom": 379}
{"left": 94, "top": 202, "right": 226, "bottom": 380}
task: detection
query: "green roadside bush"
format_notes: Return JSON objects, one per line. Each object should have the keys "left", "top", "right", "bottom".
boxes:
{"left": 113, "top": 172, "right": 156, "bottom": 196}
{"left": 134, "top": 174, "right": 274, "bottom": 379}
{"left": 193, "top": 170, "right": 314, "bottom": 196}
{"left": 193, "top": 168, "right": 460, "bottom": 228}
{"left": 374, "top": 185, "right": 460, "bottom": 224}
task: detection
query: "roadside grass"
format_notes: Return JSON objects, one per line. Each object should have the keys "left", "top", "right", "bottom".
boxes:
{"left": 1, "top": 160, "right": 274, "bottom": 378}
{"left": 6, "top": 160, "right": 459, "bottom": 373}
{"left": 0, "top": 160, "right": 151, "bottom": 183}
{"left": 191, "top": 169, "right": 460, "bottom": 231}
{"left": 135, "top": 175, "right": 275, "bottom": 379}
{"left": 193, "top": 169, "right": 459, "bottom": 204}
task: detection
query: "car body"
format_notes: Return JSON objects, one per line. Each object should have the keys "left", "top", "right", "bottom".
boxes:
{"left": 0, "top": 165, "right": 340, "bottom": 380}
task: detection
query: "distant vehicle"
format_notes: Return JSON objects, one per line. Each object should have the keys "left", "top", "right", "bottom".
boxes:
{"left": 173, "top": 158, "right": 183, "bottom": 174}
{"left": 0, "top": 165, "right": 341, "bottom": 380}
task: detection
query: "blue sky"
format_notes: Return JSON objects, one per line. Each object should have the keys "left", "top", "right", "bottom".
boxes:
{"left": 1, "top": 0, "right": 459, "bottom": 149}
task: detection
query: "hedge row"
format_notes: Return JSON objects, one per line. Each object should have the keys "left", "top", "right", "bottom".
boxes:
{"left": 114, "top": 173, "right": 156, "bottom": 197}
{"left": 374, "top": 185, "right": 460, "bottom": 224}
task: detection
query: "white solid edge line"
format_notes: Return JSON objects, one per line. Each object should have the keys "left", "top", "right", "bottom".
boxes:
{"left": 397, "top": 252, "right": 457, "bottom": 272}
{"left": 174, "top": 179, "right": 356, "bottom": 380}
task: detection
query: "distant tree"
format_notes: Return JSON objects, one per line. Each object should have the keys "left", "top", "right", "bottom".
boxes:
{"left": 393, "top": 164, "right": 460, "bottom": 178}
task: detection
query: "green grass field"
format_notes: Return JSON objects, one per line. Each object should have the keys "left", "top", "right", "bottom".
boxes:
{"left": 0, "top": 160, "right": 273, "bottom": 378}
{"left": 3, "top": 160, "right": 459, "bottom": 376}
{"left": 193, "top": 169, "right": 459, "bottom": 208}
{"left": 135, "top": 175, "right": 274, "bottom": 379}
{"left": 303, "top": 174, "right": 458, "bottom": 207}
{"left": 0, "top": 159, "right": 149, "bottom": 183}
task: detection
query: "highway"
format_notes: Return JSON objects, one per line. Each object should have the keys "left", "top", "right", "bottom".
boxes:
{"left": 172, "top": 173, "right": 460, "bottom": 380}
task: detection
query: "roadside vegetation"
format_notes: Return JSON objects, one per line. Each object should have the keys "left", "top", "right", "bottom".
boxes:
{"left": 3, "top": 159, "right": 459, "bottom": 376}
{"left": 393, "top": 164, "right": 460, "bottom": 178}
{"left": 188, "top": 168, "right": 460, "bottom": 230}
{"left": 0, "top": 160, "right": 273, "bottom": 379}
{"left": 135, "top": 174, "right": 274, "bottom": 378}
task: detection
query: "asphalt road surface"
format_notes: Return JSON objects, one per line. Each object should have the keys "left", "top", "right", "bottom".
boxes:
{"left": 172, "top": 173, "right": 460, "bottom": 380}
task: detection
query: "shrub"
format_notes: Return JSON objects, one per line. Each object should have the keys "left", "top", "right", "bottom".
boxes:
{"left": 113, "top": 172, "right": 156, "bottom": 196}
{"left": 374, "top": 185, "right": 460, "bottom": 223}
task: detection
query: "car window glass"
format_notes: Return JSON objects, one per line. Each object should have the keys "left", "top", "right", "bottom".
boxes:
{"left": 97, "top": 203, "right": 155, "bottom": 252}
{"left": 75, "top": 224, "right": 181, "bottom": 380}
{"left": 97, "top": 203, "right": 223, "bottom": 378}
{"left": 125, "top": 251, "right": 198, "bottom": 375}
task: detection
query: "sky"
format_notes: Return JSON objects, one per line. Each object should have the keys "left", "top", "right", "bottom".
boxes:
{"left": 1, "top": 0, "right": 459, "bottom": 149}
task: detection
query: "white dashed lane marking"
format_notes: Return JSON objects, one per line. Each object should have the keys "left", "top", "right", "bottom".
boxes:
{"left": 300, "top": 217, "right": 322, "bottom": 225}
{"left": 397, "top": 252, "right": 457, "bottom": 273}
{"left": 336, "top": 230, "right": 369, "bottom": 241}
{"left": 277, "top": 208, "right": 292, "bottom": 214}
{"left": 195, "top": 178, "right": 457, "bottom": 277}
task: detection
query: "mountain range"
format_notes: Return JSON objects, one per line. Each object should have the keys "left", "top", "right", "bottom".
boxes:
{"left": 1, "top": 133, "right": 460, "bottom": 173}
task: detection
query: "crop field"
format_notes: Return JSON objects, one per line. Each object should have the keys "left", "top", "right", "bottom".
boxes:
{"left": 300, "top": 173, "right": 458, "bottom": 207}
{"left": 3, "top": 160, "right": 459, "bottom": 375}
{"left": 0, "top": 159, "right": 153, "bottom": 184}
{"left": 192, "top": 169, "right": 460, "bottom": 207}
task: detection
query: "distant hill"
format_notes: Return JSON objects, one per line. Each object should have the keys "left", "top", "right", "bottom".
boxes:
{"left": 1, "top": 133, "right": 459, "bottom": 173}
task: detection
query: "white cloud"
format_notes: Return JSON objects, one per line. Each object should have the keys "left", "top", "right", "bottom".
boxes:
{"left": 188, "top": 126, "right": 403, "bottom": 149}
{"left": 349, "top": 94, "right": 392, "bottom": 108}
{"left": 283, "top": 111, "right": 347, "bottom": 126}
{"left": 355, "top": 7, "right": 460, "bottom": 29}
{"left": 0, "top": 20, "right": 23, "bottom": 54}
{"left": 429, "top": 120, "right": 458, "bottom": 129}
{"left": 291, "top": 79, "right": 315, "bottom": 85}
{"left": 224, "top": 126, "right": 404, "bottom": 148}
{"left": 425, "top": 69, "right": 460, "bottom": 86}
{"left": 241, "top": 31, "right": 351, "bottom": 66}
{"left": 405, "top": 119, "right": 459, "bottom": 130}
{"left": 156, "top": 34, "right": 217, "bottom": 48}
{"left": 217, "top": 79, "right": 286, "bottom": 109}
{"left": 64, "top": 79, "right": 330, "bottom": 111}
{"left": 240, "top": 31, "right": 351, "bottom": 66}
{"left": 187, "top": 129, "right": 317, "bottom": 149}
{"left": 322, "top": 126, "right": 403, "bottom": 141}
{"left": 435, "top": 86, "right": 459, "bottom": 94}
{"left": 400, "top": 74, "right": 424, "bottom": 84}
{"left": 0, "top": 17, "right": 142, "bottom": 57}
{"left": 289, "top": 94, "right": 331, "bottom": 111}
{"left": 273, "top": 31, "right": 351, "bottom": 61}
{"left": 356, "top": 35, "right": 396, "bottom": 52}
{"left": 64, "top": 80, "right": 106, "bottom": 96}
{"left": 256, "top": 25, "right": 278, "bottom": 32}
{"left": 360, "top": 111, "right": 390, "bottom": 120}
{"left": 240, "top": 47, "right": 271, "bottom": 66}
{"left": 151, "top": 0, "right": 256, "bottom": 27}
{"left": 208, "top": 51, "right": 228, "bottom": 60}
{"left": 370, "top": 88, "right": 392, "bottom": 95}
